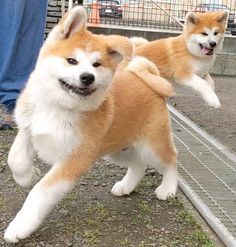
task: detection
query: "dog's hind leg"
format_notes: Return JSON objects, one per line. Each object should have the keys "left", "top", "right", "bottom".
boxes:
{"left": 8, "top": 129, "right": 40, "bottom": 188}
{"left": 110, "top": 147, "right": 146, "bottom": 196}
{"left": 143, "top": 135, "right": 178, "bottom": 201}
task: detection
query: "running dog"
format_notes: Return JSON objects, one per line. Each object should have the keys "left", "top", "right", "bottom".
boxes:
{"left": 4, "top": 7, "right": 177, "bottom": 242}
{"left": 134, "top": 11, "right": 229, "bottom": 108}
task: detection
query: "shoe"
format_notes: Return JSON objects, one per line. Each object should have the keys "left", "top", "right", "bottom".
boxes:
{"left": 0, "top": 107, "right": 16, "bottom": 130}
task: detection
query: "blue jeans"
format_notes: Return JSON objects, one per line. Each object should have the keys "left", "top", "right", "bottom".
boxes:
{"left": 0, "top": 0, "right": 48, "bottom": 113}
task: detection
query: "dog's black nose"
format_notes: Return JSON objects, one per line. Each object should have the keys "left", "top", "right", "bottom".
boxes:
{"left": 209, "top": 41, "right": 216, "bottom": 48}
{"left": 80, "top": 73, "right": 95, "bottom": 86}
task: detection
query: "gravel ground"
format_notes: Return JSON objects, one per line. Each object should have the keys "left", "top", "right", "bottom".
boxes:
{"left": 1, "top": 76, "right": 232, "bottom": 246}
{"left": 0, "top": 129, "right": 217, "bottom": 247}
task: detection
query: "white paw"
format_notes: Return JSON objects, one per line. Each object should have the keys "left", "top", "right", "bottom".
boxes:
{"left": 206, "top": 93, "right": 221, "bottom": 108}
{"left": 111, "top": 181, "right": 134, "bottom": 196}
{"left": 13, "top": 167, "right": 41, "bottom": 188}
{"left": 4, "top": 214, "right": 36, "bottom": 243}
{"left": 155, "top": 184, "right": 177, "bottom": 201}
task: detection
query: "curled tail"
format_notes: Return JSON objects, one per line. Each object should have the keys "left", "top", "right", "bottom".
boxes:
{"left": 126, "top": 56, "right": 174, "bottom": 97}
{"left": 130, "top": 37, "right": 149, "bottom": 48}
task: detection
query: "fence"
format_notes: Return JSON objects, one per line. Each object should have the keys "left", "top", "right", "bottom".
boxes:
{"left": 47, "top": 0, "right": 236, "bottom": 34}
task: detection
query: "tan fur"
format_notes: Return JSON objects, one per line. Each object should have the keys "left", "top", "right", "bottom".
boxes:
{"left": 135, "top": 11, "right": 228, "bottom": 82}
{"left": 37, "top": 7, "right": 176, "bottom": 187}
{"left": 40, "top": 31, "right": 133, "bottom": 74}
{"left": 126, "top": 57, "right": 173, "bottom": 96}
{"left": 43, "top": 59, "right": 176, "bottom": 185}
{"left": 130, "top": 37, "right": 149, "bottom": 47}
{"left": 136, "top": 35, "right": 195, "bottom": 81}
{"left": 5, "top": 7, "right": 177, "bottom": 242}
{"left": 184, "top": 11, "right": 227, "bottom": 36}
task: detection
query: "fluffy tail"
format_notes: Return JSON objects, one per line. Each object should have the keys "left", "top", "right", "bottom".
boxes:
{"left": 126, "top": 56, "right": 174, "bottom": 97}
{"left": 130, "top": 37, "right": 149, "bottom": 48}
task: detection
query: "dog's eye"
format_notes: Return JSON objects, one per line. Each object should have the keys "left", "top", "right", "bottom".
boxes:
{"left": 93, "top": 62, "right": 101, "bottom": 68}
{"left": 66, "top": 58, "right": 78, "bottom": 65}
{"left": 214, "top": 32, "right": 219, "bottom": 36}
{"left": 201, "top": 32, "right": 208, "bottom": 36}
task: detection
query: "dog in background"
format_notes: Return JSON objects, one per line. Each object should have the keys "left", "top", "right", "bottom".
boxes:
{"left": 133, "top": 11, "right": 229, "bottom": 108}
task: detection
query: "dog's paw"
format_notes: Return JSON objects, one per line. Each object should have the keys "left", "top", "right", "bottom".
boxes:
{"left": 155, "top": 184, "right": 177, "bottom": 201}
{"left": 111, "top": 181, "right": 133, "bottom": 196}
{"left": 4, "top": 215, "right": 35, "bottom": 243}
{"left": 206, "top": 94, "right": 221, "bottom": 108}
{"left": 13, "top": 167, "right": 41, "bottom": 188}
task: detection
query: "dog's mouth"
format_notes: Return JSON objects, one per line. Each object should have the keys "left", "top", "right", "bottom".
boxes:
{"left": 199, "top": 44, "right": 214, "bottom": 56}
{"left": 59, "top": 79, "right": 96, "bottom": 97}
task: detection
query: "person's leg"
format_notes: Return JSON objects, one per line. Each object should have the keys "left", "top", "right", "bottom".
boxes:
{"left": 0, "top": 0, "right": 48, "bottom": 128}
{"left": 0, "top": 1, "right": 26, "bottom": 114}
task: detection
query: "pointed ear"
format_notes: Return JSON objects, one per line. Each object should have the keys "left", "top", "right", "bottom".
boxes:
{"left": 48, "top": 6, "right": 87, "bottom": 40}
{"left": 217, "top": 10, "right": 229, "bottom": 23}
{"left": 185, "top": 12, "right": 200, "bottom": 25}
{"left": 106, "top": 35, "right": 134, "bottom": 65}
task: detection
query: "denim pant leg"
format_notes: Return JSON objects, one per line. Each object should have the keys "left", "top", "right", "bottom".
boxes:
{"left": 0, "top": 0, "right": 48, "bottom": 112}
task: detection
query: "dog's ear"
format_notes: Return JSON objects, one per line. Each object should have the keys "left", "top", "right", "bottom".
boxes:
{"left": 217, "top": 10, "right": 229, "bottom": 24}
{"left": 185, "top": 12, "right": 200, "bottom": 25}
{"left": 106, "top": 35, "right": 134, "bottom": 64}
{"left": 48, "top": 6, "right": 87, "bottom": 40}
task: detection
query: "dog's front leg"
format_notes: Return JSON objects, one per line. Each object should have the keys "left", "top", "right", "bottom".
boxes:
{"left": 4, "top": 150, "right": 96, "bottom": 243}
{"left": 180, "top": 74, "right": 220, "bottom": 108}
{"left": 8, "top": 128, "right": 40, "bottom": 187}
{"left": 204, "top": 73, "right": 215, "bottom": 91}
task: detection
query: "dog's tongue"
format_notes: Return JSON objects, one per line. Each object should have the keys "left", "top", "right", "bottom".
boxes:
{"left": 202, "top": 47, "right": 213, "bottom": 55}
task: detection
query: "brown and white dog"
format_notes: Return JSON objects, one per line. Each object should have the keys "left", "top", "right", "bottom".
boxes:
{"left": 4, "top": 7, "right": 177, "bottom": 242}
{"left": 133, "top": 11, "right": 229, "bottom": 108}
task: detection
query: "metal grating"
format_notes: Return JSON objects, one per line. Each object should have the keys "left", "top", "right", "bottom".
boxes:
{"left": 168, "top": 105, "right": 236, "bottom": 246}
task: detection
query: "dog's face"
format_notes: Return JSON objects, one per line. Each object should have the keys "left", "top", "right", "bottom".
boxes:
{"left": 184, "top": 11, "right": 228, "bottom": 58}
{"left": 35, "top": 7, "right": 133, "bottom": 111}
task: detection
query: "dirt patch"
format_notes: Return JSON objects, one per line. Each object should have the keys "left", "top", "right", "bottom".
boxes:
{"left": 0, "top": 130, "right": 217, "bottom": 247}
{"left": 169, "top": 76, "right": 236, "bottom": 154}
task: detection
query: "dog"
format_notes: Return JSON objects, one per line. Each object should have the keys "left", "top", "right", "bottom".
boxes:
{"left": 133, "top": 11, "right": 229, "bottom": 108}
{"left": 4, "top": 7, "right": 177, "bottom": 242}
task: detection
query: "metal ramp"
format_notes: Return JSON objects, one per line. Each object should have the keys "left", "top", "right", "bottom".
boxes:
{"left": 169, "top": 105, "right": 236, "bottom": 247}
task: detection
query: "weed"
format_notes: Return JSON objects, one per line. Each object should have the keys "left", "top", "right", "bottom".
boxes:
{"left": 138, "top": 201, "right": 152, "bottom": 214}
{"left": 86, "top": 218, "right": 98, "bottom": 226}
{"left": 118, "top": 237, "right": 131, "bottom": 246}
{"left": 176, "top": 210, "right": 198, "bottom": 225}
{"left": 94, "top": 202, "right": 109, "bottom": 218}
{"left": 83, "top": 230, "right": 98, "bottom": 246}
{"left": 188, "top": 229, "right": 215, "bottom": 247}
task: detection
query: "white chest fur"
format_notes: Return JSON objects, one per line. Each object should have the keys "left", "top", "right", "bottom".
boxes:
{"left": 192, "top": 57, "right": 214, "bottom": 78}
{"left": 30, "top": 104, "right": 81, "bottom": 165}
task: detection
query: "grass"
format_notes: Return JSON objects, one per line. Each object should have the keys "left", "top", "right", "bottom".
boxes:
{"left": 176, "top": 210, "right": 198, "bottom": 225}
{"left": 83, "top": 229, "right": 99, "bottom": 246}
{"left": 175, "top": 209, "right": 215, "bottom": 247}
{"left": 188, "top": 230, "right": 216, "bottom": 247}
{"left": 118, "top": 237, "right": 131, "bottom": 246}
{"left": 94, "top": 202, "right": 110, "bottom": 218}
